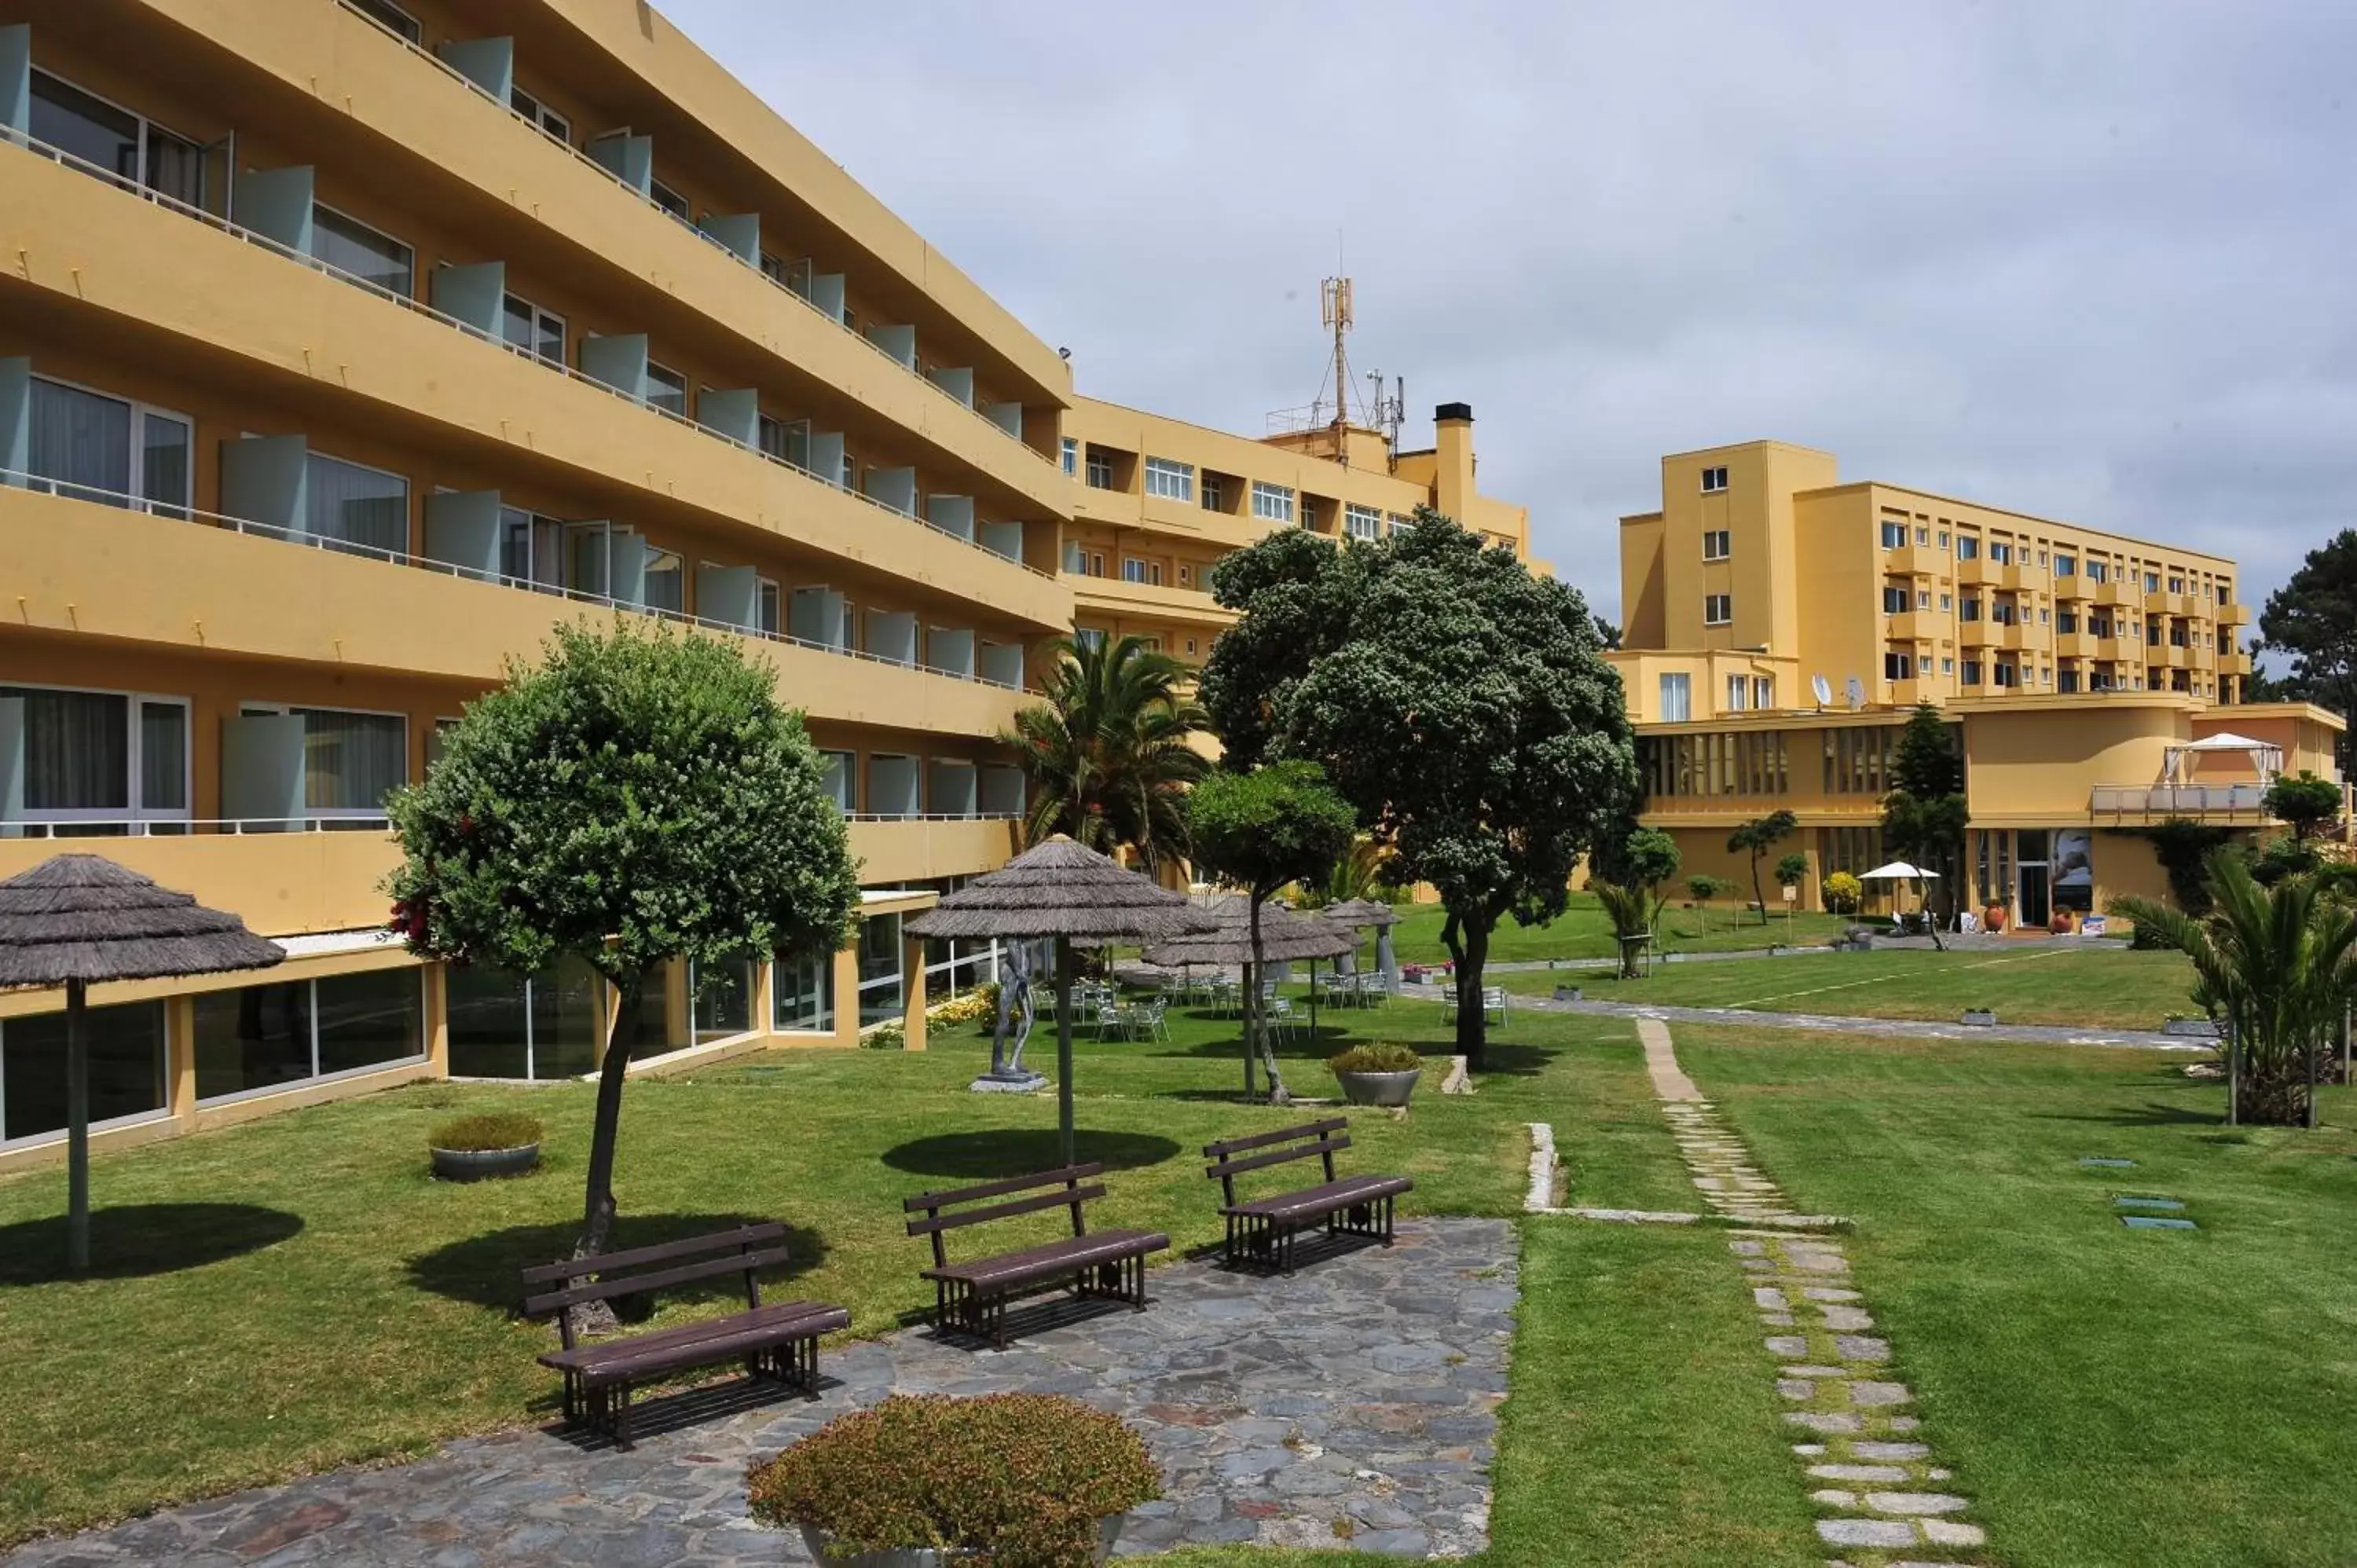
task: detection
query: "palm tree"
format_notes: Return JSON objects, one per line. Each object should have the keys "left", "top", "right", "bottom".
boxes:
{"left": 2116, "top": 851, "right": 2357, "bottom": 1127}
{"left": 1592, "top": 879, "right": 1659, "bottom": 980}
{"left": 1297, "top": 837, "right": 1389, "bottom": 909}
{"left": 1003, "top": 635, "right": 1208, "bottom": 876}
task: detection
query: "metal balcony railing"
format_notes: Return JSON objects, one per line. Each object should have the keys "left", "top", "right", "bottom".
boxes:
{"left": 5, "top": 129, "right": 1050, "bottom": 583}
{"left": 332, "top": 0, "right": 1056, "bottom": 472}
{"left": 0, "top": 471, "right": 1028, "bottom": 691}
{"left": 2089, "top": 783, "right": 2271, "bottom": 819}
{"left": 0, "top": 816, "right": 392, "bottom": 837}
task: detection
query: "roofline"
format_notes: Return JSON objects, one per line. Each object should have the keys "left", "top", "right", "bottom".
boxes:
{"left": 1800, "top": 481, "right": 2238, "bottom": 565}
{"left": 1659, "top": 438, "right": 1838, "bottom": 463}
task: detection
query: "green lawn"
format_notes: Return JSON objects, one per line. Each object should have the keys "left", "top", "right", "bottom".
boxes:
{"left": 1498, "top": 943, "right": 2200, "bottom": 1028}
{"left": 1387, "top": 896, "right": 1856, "bottom": 967}
{"left": 1684, "top": 1028, "right": 2357, "bottom": 1567}
{"left": 0, "top": 998, "right": 1723, "bottom": 1548}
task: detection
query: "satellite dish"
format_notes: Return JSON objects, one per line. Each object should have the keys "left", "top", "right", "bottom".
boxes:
{"left": 1811, "top": 674, "right": 1833, "bottom": 708}
{"left": 1844, "top": 676, "right": 1866, "bottom": 710}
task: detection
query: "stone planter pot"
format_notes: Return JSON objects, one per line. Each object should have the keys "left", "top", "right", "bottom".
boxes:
{"left": 1335, "top": 1068, "right": 1421, "bottom": 1108}
{"left": 1960, "top": 1010, "right": 1997, "bottom": 1028}
{"left": 430, "top": 1142, "right": 541, "bottom": 1181}
{"left": 2162, "top": 1017, "right": 2219, "bottom": 1039}
{"left": 797, "top": 1515, "right": 1125, "bottom": 1566}
{"left": 1552, "top": 984, "right": 1583, "bottom": 1002}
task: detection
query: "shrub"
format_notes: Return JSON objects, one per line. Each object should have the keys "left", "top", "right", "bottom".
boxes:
{"left": 1823, "top": 870, "right": 1862, "bottom": 914}
{"left": 861, "top": 1021, "right": 906, "bottom": 1050}
{"left": 746, "top": 1393, "right": 1159, "bottom": 1566}
{"left": 926, "top": 983, "right": 999, "bottom": 1027}
{"left": 427, "top": 1112, "right": 542, "bottom": 1152}
{"left": 1329, "top": 1044, "right": 1423, "bottom": 1074}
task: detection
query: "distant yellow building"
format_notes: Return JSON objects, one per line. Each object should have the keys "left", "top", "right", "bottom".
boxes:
{"left": 1610, "top": 441, "right": 2343, "bottom": 923}
{"left": 0, "top": 0, "right": 1534, "bottom": 1170}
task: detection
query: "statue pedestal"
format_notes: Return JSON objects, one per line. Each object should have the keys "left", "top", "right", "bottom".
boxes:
{"left": 970, "top": 1072, "right": 1048, "bottom": 1094}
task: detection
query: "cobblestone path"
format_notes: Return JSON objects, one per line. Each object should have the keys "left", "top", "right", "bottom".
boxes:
{"left": 4, "top": 1220, "right": 1514, "bottom": 1566}
{"left": 1639, "top": 1018, "right": 1992, "bottom": 1566}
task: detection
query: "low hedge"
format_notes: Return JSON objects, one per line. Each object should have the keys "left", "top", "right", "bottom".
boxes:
{"left": 1329, "top": 1043, "right": 1422, "bottom": 1075}
{"left": 746, "top": 1393, "right": 1158, "bottom": 1565}
{"left": 427, "top": 1112, "right": 543, "bottom": 1152}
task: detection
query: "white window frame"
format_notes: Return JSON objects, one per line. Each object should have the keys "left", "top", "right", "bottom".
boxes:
{"left": 645, "top": 360, "right": 688, "bottom": 417}
{"left": 1702, "top": 529, "right": 1731, "bottom": 561}
{"left": 501, "top": 292, "right": 566, "bottom": 366}
{"left": 310, "top": 200, "right": 415, "bottom": 299}
{"left": 30, "top": 67, "right": 211, "bottom": 205}
{"left": 1120, "top": 557, "right": 1161, "bottom": 586}
{"left": 1060, "top": 437, "right": 1077, "bottom": 476}
{"left": 24, "top": 371, "right": 194, "bottom": 516}
{"left": 1345, "top": 503, "right": 1383, "bottom": 540}
{"left": 1752, "top": 676, "right": 1774, "bottom": 709}
{"left": 1659, "top": 672, "right": 1692, "bottom": 723}
{"left": 1252, "top": 482, "right": 1295, "bottom": 523}
{"left": 1725, "top": 674, "right": 1748, "bottom": 713}
{"left": 649, "top": 178, "right": 692, "bottom": 226}
{"left": 1084, "top": 450, "right": 1114, "bottom": 489}
{"left": 1879, "top": 521, "right": 1908, "bottom": 548}
{"left": 345, "top": 0, "right": 422, "bottom": 42}
{"left": 0, "top": 682, "right": 192, "bottom": 830}
{"left": 508, "top": 84, "right": 570, "bottom": 145}
{"left": 1699, "top": 466, "right": 1728, "bottom": 493}
{"left": 238, "top": 702, "right": 410, "bottom": 822}
{"left": 1703, "top": 593, "right": 1732, "bottom": 626}
{"left": 1143, "top": 457, "right": 1194, "bottom": 502}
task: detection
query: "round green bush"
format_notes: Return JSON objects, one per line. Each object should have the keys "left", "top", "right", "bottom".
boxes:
{"left": 747, "top": 1393, "right": 1159, "bottom": 1565}
{"left": 1328, "top": 1044, "right": 1423, "bottom": 1075}
{"left": 427, "top": 1112, "right": 543, "bottom": 1152}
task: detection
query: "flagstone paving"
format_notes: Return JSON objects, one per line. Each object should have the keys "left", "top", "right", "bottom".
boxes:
{"left": 1635, "top": 1017, "right": 1991, "bottom": 1566}
{"left": 2, "top": 1221, "right": 1513, "bottom": 1566}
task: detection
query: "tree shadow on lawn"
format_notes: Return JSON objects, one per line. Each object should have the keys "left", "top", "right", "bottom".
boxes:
{"left": 880, "top": 1129, "right": 1181, "bottom": 1180}
{"left": 1149, "top": 1035, "right": 1559, "bottom": 1079}
{"left": 0, "top": 1202, "right": 304, "bottom": 1285}
{"left": 405, "top": 1212, "right": 826, "bottom": 1315}
{"left": 2039, "top": 1100, "right": 2223, "bottom": 1130}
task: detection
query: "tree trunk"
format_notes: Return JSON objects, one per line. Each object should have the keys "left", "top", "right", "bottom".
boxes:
{"left": 65, "top": 977, "right": 90, "bottom": 1274}
{"left": 1922, "top": 875, "right": 1945, "bottom": 951}
{"left": 1750, "top": 853, "right": 1769, "bottom": 925}
{"left": 1241, "top": 957, "right": 1257, "bottom": 1098}
{"left": 1444, "top": 911, "right": 1491, "bottom": 1066}
{"left": 577, "top": 981, "right": 637, "bottom": 1260}
{"left": 1249, "top": 895, "right": 1288, "bottom": 1104}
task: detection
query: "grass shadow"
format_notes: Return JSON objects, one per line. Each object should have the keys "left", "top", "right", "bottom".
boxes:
{"left": 880, "top": 1129, "right": 1182, "bottom": 1180}
{"left": 405, "top": 1212, "right": 825, "bottom": 1314}
{"left": 0, "top": 1203, "right": 304, "bottom": 1285}
{"left": 2039, "top": 1101, "right": 2222, "bottom": 1130}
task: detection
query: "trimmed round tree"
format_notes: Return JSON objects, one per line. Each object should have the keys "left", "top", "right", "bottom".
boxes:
{"left": 1186, "top": 762, "right": 1358, "bottom": 1104}
{"left": 387, "top": 621, "right": 859, "bottom": 1255}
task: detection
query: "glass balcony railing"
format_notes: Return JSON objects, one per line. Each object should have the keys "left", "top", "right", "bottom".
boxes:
{"left": 6, "top": 128, "right": 1050, "bottom": 584}
{"left": 0, "top": 469, "right": 1030, "bottom": 691}
{"left": 332, "top": 0, "right": 1054, "bottom": 471}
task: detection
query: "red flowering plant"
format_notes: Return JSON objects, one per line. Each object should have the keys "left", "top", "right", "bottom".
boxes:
{"left": 746, "top": 1394, "right": 1160, "bottom": 1566}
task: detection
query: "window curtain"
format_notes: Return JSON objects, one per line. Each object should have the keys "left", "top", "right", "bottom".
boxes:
{"left": 138, "top": 701, "right": 187, "bottom": 813}
{"left": 2, "top": 687, "right": 126, "bottom": 811}
{"left": 304, "top": 453, "right": 408, "bottom": 555}
{"left": 293, "top": 709, "right": 405, "bottom": 812}
{"left": 28, "top": 379, "right": 131, "bottom": 504}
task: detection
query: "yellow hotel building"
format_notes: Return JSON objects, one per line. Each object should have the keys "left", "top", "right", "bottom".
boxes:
{"left": 0, "top": 0, "right": 1535, "bottom": 1171}
{"left": 1611, "top": 440, "right": 2344, "bottom": 922}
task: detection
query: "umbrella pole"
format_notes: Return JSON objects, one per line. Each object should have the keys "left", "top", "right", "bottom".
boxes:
{"left": 1055, "top": 937, "right": 1075, "bottom": 1167}
{"left": 1309, "top": 958, "right": 1320, "bottom": 1050}
{"left": 1241, "top": 960, "right": 1255, "bottom": 1098}
{"left": 66, "top": 976, "right": 89, "bottom": 1274}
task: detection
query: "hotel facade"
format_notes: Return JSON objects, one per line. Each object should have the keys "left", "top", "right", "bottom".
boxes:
{"left": 0, "top": 0, "right": 1534, "bottom": 1170}
{"left": 1610, "top": 440, "right": 2343, "bottom": 923}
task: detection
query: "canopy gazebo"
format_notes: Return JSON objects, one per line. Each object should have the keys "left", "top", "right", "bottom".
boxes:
{"left": 1320, "top": 899, "right": 1402, "bottom": 990}
{"left": 1143, "top": 899, "right": 1357, "bottom": 1097}
{"left": 0, "top": 854, "right": 283, "bottom": 1271}
{"left": 2164, "top": 731, "right": 2284, "bottom": 783}
{"left": 1859, "top": 860, "right": 1941, "bottom": 929}
{"left": 904, "top": 837, "right": 1215, "bottom": 1163}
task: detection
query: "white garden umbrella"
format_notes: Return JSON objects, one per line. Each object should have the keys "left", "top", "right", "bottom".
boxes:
{"left": 1859, "top": 862, "right": 1939, "bottom": 924}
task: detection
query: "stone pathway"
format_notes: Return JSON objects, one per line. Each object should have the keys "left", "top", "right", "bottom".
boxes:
{"left": 4, "top": 1222, "right": 1514, "bottom": 1566}
{"left": 1640, "top": 1018, "right": 1991, "bottom": 1565}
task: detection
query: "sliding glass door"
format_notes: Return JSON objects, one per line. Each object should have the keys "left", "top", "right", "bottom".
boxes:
{"left": 30, "top": 68, "right": 205, "bottom": 207}
{"left": 24, "top": 374, "right": 191, "bottom": 515}
{"left": 0, "top": 685, "right": 189, "bottom": 834}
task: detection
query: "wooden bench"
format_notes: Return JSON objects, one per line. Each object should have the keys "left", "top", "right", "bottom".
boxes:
{"left": 521, "top": 1222, "right": 846, "bottom": 1449}
{"left": 904, "top": 1164, "right": 1168, "bottom": 1346}
{"left": 1204, "top": 1118, "right": 1413, "bottom": 1273}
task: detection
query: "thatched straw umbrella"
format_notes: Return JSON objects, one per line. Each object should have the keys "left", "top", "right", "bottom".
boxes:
{"left": 1144, "top": 899, "right": 1356, "bottom": 1100}
{"left": 905, "top": 837, "right": 1215, "bottom": 1163}
{"left": 0, "top": 854, "right": 283, "bottom": 1271}
{"left": 1321, "top": 899, "right": 1402, "bottom": 987}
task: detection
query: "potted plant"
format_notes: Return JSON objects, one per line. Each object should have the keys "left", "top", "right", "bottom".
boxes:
{"left": 2050, "top": 909, "right": 2075, "bottom": 935}
{"left": 747, "top": 1393, "right": 1158, "bottom": 1566}
{"left": 427, "top": 1112, "right": 543, "bottom": 1181}
{"left": 1960, "top": 1005, "right": 1997, "bottom": 1028}
{"left": 2162, "top": 1011, "right": 2219, "bottom": 1039}
{"left": 1984, "top": 904, "right": 2008, "bottom": 933}
{"left": 1552, "top": 984, "right": 1583, "bottom": 1002}
{"left": 1329, "top": 1043, "right": 1424, "bottom": 1107}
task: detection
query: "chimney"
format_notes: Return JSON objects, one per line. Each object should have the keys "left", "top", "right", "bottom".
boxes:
{"left": 1434, "top": 402, "right": 1474, "bottom": 522}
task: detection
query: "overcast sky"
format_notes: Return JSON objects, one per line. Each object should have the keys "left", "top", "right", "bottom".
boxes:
{"left": 665, "top": 2, "right": 2355, "bottom": 647}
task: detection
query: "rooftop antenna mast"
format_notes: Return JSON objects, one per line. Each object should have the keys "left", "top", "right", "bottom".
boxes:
{"left": 1320, "top": 272, "right": 1354, "bottom": 463}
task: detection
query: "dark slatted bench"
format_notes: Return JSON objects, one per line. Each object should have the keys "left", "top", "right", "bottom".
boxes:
{"left": 521, "top": 1222, "right": 846, "bottom": 1449}
{"left": 905, "top": 1163, "right": 1168, "bottom": 1347}
{"left": 1205, "top": 1118, "right": 1412, "bottom": 1273}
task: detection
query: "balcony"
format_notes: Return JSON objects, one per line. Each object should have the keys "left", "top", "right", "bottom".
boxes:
{"left": 1065, "top": 574, "right": 1239, "bottom": 631}
{"left": 117, "top": 0, "right": 1069, "bottom": 515}
{"left": 2052, "top": 630, "right": 2101, "bottom": 659}
{"left": 849, "top": 815, "right": 1020, "bottom": 885}
{"left": 1883, "top": 544, "right": 1945, "bottom": 577}
{"left": 1962, "top": 620, "right": 2026, "bottom": 650}
{"left": 0, "top": 825, "right": 401, "bottom": 936}
{"left": 0, "top": 483, "right": 1034, "bottom": 742}
{"left": 2091, "top": 578, "right": 2136, "bottom": 608}
{"left": 0, "top": 136, "right": 1072, "bottom": 634}
{"left": 2220, "top": 600, "right": 2251, "bottom": 628}
{"left": 2090, "top": 783, "right": 2272, "bottom": 823}
{"left": 2219, "top": 650, "right": 2253, "bottom": 677}
{"left": 2053, "top": 575, "right": 2091, "bottom": 602}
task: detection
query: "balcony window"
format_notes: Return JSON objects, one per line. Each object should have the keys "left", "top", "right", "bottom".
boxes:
{"left": 1075, "top": 628, "right": 1106, "bottom": 652}
{"left": 1346, "top": 504, "right": 1382, "bottom": 540}
{"left": 305, "top": 451, "right": 409, "bottom": 555}
{"left": 310, "top": 204, "right": 413, "bottom": 298}
{"left": 1992, "top": 603, "right": 2017, "bottom": 627}
{"left": 1961, "top": 660, "right": 1982, "bottom": 685}
{"left": 689, "top": 954, "right": 759, "bottom": 1042}
{"left": 1251, "top": 482, "right": 1295, "bottom": 523}
{"left": 1085, "top": 451, "right": 1114, "bottom": 489}
{"left": 1121, "top": 558, "right": 1162, "bottom": 586}
{"left": 1062, "top": 544, "right": 1105, "bottom": 577}
{"left": 194, "top": 969, "right": 424, "bottom": 1102}
{"left": 498, "top": 507, "right": 565, "bottom": 591}
{"left": 2168, "top": 575, "right": 2187, "bottom": 595}
{"left": 1940, "top": 658, "right": 1954, "bottom": 676}
{"left": 1659, "top": 673, "right": 1692, "bottom": 724}
{"left": 1704, "top": 593, "right": 1732, "bottom": 625}
{"left": 1882, "top": 585, "right": 1908, "bottom": 614}
{"left": 1143, "top": 457, "right": 1193, "bottom": 502}
{"left": 1960, "top": 598, "right": 1981, "bottom": 622}
{"left": 239, "top": 703, "right": 407, "bottom": 819}
{"left": 2218, "top": 583, "right": 2233, "bottom": 605}
{"left": 1203, "top": 476, "right": 1227, "bottom": 511}
{"left": 1753, "top": 676, "right": 1775, "bottom": 709}
{"left": 1940, "top": 593, "right": 1952, "bottom": 611}
{"left": 2058, "top": 669, "right": 2081, "bottom": 694}
{"left": 1990, "top": 541, "right": 2014, "bottom": 566}
{"left": 646, "top": 361, "right": 688, "bottom": 418}
{"left": 31, "top": 69, "right": 208, "bottom": 209}
{"left": 501, "top": 294, "right": 566, "bottom": 365}
{"left": 24, "top": 374, "right": 192, "bottom": 516}
{"left": 508, "top": 85, "right": 570, "bottom": 145}
{"left": 1884, "top": 650, "right": 1913, "bottom": 680}
{"left": 1725, "top": 675, "right": 1749, "bottom": 713}
{"left": 1, "top": 998, "right": 168, "bottom": 1146}
{"left": 2055, "top": 555, "right": 2077, "bottom": 577}
{"left": 775, "top": 951, "right": 836, "bottom": 1033}
{"left": 346, "top": 0, "right": 423, "bottom": 42}
{"left": 1703, "top": 529, "right": 1731, "bottom": 561}
{"left": 858, "top": 913, "right": 904, "bottom": 1027}
{"left": 0, "top": 685, "right": 189, "bottom": 831}
{"left": 2058, "top": 610, "right": 2079, "bottom": 633}
{"left": 1957, "top": 536, "right": 1980, "bottom": 560}
{"left": 650, "top": 178, "right": 692, "bottom": 226}
{"left": 1061, "top": 437, "right": 1077, "bottom": 476}
{"left": 1700, "top": 466, "right": 1728, "bottom": 493}
{"left": 1301, "top": 499, "right": 1321, "bottom": 531}
{"left": 1879, "top": 521, "right": 1906, "bottom": 548}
